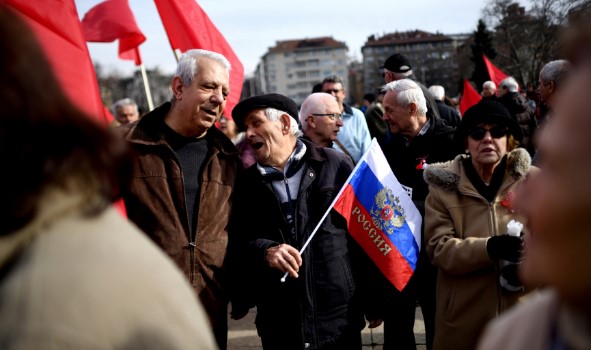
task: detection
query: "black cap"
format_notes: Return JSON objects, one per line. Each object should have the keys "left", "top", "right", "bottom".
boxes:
{"left": 232, "top": 93, "right": 298, "bottom": 131}
{"left": 381, "top": 54, "right": 412, "bottom": 73}
{"left": 460, "top": 100, "right": 523, "bottom": 141}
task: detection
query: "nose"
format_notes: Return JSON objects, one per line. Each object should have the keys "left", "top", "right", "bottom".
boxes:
{"left": 482, "top": 130, "right": 494, "bottom": 142}
{"left": 210, "top": 88, "right": 225, "bottom": 105}
{"left": 336, "top": 118, "right": 344, "bottom": 127}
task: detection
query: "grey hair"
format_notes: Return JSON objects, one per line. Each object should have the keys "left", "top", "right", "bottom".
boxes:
{"left": 175, "top": 49, "right": 231, "bottom": 86}
{"left": 483, "top": 80, "right": 496, "bottom": 91}
{"left": 500, "top": 77, "right": 519, "bottom": 93}
{"left": 428, "top": 85, "right": 445, "bottom": 101}
{"left": 299, "top": 93, "right": 336, "bottom": 130}
{"left": 265, "top": 108, "right": 303, "bottom": 137}
{"left": 539, "top": 59, "right": 571, "bottom": 88}
{"left": 112, "top": 98, "right": 138, "bottom": 115}
{"left": 321, "top": 74, "right": 345, "bottom": 88}
{"left": 383, "top": 78, "right": 428, "bottom": 116}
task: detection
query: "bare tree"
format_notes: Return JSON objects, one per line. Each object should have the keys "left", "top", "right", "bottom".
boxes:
{"left": 483, "top": 0, "right": 586, "bottom": 87}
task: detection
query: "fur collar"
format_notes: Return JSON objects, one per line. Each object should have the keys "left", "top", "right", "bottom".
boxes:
{"left": 423, "top": 148, "right": 531, "bottom": 192}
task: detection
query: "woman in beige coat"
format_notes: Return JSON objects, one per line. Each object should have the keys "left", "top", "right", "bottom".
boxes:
{"left": 423, "top": 100, "right": 533, "bottom": 350}
{"left": 0, "top": 6, "right": 216, "bottom": 349}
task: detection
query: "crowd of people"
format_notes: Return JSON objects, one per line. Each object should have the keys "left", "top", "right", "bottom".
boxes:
{"left": 2, "top": 2, "right": 591, "bottom": 350}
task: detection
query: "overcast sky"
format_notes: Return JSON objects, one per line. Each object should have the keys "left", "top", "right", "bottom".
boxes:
{"left": 74, "top": 0, "right": 526, "bottom": 77}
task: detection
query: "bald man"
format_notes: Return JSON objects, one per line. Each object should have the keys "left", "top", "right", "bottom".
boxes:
{"left": 299, "top": 92, "right": 344, "bottom": 148}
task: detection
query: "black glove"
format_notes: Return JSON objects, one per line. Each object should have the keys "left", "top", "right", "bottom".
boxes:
{"left": 486, "top": 235, "right": 523, "bottom": 262}
{"left": 499, "top": 263, "right": 523, "bottom": 292}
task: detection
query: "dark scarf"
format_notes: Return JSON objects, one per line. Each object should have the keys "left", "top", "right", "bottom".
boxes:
{"left": 464, "top": 155, "right": 508, "bottom": 203}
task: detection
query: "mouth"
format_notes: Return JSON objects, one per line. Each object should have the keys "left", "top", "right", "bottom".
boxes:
{"left": 251, "top": 141, "right": 264, "bottom": 150}
{"left": 202, "top": 108, "right": 218, "bottom": 118}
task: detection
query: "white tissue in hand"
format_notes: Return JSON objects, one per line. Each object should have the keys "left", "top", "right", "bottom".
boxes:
{"left": 506, "top": 220, "right": 523, "bottom": 237}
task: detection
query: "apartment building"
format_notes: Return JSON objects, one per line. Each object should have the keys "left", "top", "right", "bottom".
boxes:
{"left": 255, "top": 37, "right": 348, "bottom": 105}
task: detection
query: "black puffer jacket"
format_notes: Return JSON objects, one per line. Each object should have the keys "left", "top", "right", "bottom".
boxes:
{"left": 498, "top": 92, "right": 538, "bottom": 157}
{"left": 229, "top": 139, "right": 377, "bottom": 349}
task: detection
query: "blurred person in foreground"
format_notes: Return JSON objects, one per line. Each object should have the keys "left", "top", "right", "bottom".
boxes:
{"left": 119, "top": 49, "right": 242, "bottom": 349}
{"left": 423, "top": 100, "right": 534, "bottom": 350}
{"left": 478, "top": 24, "right": 591, "bottom": 350}
{"left": 299, "top": 92, "right": 344, "bottom": 148}
{"left": 0, "top": 6, "right": 216, "bottom": 349}
{"left": 112, "top": 97, "right": 140, "bottom": 126}
{"left": 229, "top": 93, "right": 381, "bottom": 350}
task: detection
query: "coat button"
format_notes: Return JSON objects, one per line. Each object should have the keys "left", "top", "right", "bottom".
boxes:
{"left": 309, "top": 172, "right": 313, "bottom": 177}
{"left": 304, "top": 343, "right": 310, "bottom": 348}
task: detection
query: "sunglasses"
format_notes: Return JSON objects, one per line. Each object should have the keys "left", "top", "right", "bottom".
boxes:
{"left": 311, "top": 113, "right": 343, "bottom": 121}
{"left": 469, "top": 126, "right": 508, "bottom": 140}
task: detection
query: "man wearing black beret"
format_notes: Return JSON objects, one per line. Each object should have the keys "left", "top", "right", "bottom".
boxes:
{"left": 229, "top": 93, "right": 382, "bottom": 350}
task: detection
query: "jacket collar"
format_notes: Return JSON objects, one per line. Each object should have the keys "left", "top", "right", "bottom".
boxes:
{"left": 423, "top": 148, "right": 531, "bottom": 193}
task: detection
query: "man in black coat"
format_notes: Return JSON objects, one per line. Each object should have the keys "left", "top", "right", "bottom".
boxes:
{"left": 380, "top": 79, "right": 458, "bottom": 350}
{"left": 228, "top": 94, "right": 381, "bottom": 350}
{"left": 428, "top": 85, "right": 461, "bottom": 128}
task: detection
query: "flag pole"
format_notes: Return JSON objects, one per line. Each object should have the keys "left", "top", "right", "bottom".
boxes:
{"left": 139, "top": 62, "right": 154, "bottom": 111}
{"left": 280, "top": 138, "right": 378, "bottom": 282}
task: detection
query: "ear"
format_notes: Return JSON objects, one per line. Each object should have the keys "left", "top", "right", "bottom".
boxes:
{"left": 171, "top": 76, "right": 184, "bottom": 100}
{"left": 548, "top": 81, "right": 556, "bottom": 95}
{"left": 408, "top": 102, "right": 418, "bottom": 116}
{"left": 306, "top": 115, "right": 316, "bottom": 128}
{"left": 280, "top": 113, "right": 291, "bottom": 134}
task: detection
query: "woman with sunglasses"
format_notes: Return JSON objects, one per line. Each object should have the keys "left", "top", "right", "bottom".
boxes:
{"left": 421, "top": 100, "right": 535, "bottom": 350}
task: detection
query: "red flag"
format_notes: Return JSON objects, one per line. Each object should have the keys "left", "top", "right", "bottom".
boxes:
{"left": 459, "top": 79, "right": 482, "bottom": 116}
{"left": 81, "top": 0, "right": 145, "bottom": 65}
{"left": 154, "top": 0, "right": 244, "bottom": 117}
{"left": 483, "top": 54, "right": 509, "bottom": 88}
{"left": 5, "top": 0, "right": 107, "bottom": 125}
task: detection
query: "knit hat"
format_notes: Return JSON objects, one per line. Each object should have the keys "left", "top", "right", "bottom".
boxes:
{"left": 459, "top": 100, "right": 523, "bottom": 141}
{"left": 232, "top": 93, "right": 298, "bottom": 131}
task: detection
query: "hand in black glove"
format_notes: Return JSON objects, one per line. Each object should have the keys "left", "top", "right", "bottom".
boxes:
{"left": 486, "top": 235, "right": 523, "bottom": 262}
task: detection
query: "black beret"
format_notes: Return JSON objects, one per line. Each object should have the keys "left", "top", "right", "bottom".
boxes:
{"left": 232, "top": 93, "right": 298, "bottom": 131}
{"left": 381, "top": 53, "right": 412, "bottom": 73}
{"left": 460, "top": 100, "right": 523, "bottom": 141}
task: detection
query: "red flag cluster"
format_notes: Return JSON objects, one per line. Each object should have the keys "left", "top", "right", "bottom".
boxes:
{"left": 154, "top": 0, "right": 244, "bottom": 118}
{"left": 81, "top": 0, "right": 145, "bottom": 66}
{"left": 4, "top": 0, "right": 107, "bottom": 125}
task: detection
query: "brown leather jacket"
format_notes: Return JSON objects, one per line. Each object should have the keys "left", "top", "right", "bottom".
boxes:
{"left": 119, "top": 102, "right": 241, "bottom": 332}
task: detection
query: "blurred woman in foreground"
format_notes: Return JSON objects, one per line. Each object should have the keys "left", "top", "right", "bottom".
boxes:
{"left": 0, "top": 6, "right": 216, "bottom": 349}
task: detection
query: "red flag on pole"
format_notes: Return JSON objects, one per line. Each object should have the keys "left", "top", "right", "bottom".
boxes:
{"left": 483, "top": 54, "right": 509, "bottom": 88}
{"left": 154, "top": 0, "right": 244, "bottom": 117}
{"left": 4, "top": 0, "right": 107, "bottom": 125}
{"left": 459, "top": 79, "right": 482, "bottom": 116}
{"left": 81, "top": 0, "right": 145, "bottom": 65}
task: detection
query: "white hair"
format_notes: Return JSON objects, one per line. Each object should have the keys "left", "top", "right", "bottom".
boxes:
{"left": 389, "top": 70, "right": 413, "bottom": 80}
{"left": 483, "top": 81, "right": 496, "bottom": 91}
{"left": 265, "top": 108, "right": 302, "bottom": 137}
{"left": 299, "top": 93, "right": 337, "bottom": 130}
{"left": 175, "top": 49, "right": 231, "bottom": 86}
{"left": 500, "top": 77, "right": 519, "bottom": 93}
{"left": 383, "top": 79, "right": 428, "bottom": 116}
{"left": 539, "top": 59, "right": 571, "bottom": 88}
{"left": 112, "top": 98, "right": 138, "bottom": 116}
{"left": 428, "top": 85, "right": 445, "bottom": 101}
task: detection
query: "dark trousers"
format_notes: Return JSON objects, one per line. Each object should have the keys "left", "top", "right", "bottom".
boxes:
{"left": 261, "top": 328, "right": 361, "bottom": 350}
{"left": 383, "top": 251, "right": 436, "bottom": 350}
{"left": 213, "top": 317, "right": 228, "bottom": 350}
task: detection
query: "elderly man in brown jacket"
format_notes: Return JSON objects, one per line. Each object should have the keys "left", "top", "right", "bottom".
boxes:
{"left": 120, "top": 49, "right": 241, "bottom": 350}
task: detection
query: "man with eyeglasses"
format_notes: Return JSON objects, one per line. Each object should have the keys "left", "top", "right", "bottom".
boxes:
{"left": 299, "top": 92, "right": 344, "bottom": 148}
{"left": 379, "top": 78, "right": 458, "bottom": 350}
{"left": 321, "top": 75, "right": 371, "bottom": 163}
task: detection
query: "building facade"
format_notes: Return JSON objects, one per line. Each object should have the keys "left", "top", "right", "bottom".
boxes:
{"left": 256, "top": 37, "right": 349, "bottom": 105}
{"left": 362, "top": 30, "right": 468, "bottom": 97}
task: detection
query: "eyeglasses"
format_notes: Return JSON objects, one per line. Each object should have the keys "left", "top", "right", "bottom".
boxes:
{"left": 322, "top": 89, "right": 342, "bottom": 94}
{"left": 311, "top": 113, "right": 343, "bottom": 121}
{"left": 469, "top": 126, "right": 509, "bottom": 140}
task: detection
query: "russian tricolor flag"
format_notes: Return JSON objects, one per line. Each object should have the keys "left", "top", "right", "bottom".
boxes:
{"left": 334, "top": 139, "right": 422, "bottom": 291}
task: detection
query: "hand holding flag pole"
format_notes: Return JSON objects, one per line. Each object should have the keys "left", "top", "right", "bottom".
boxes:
{"left": 281, "top": 139, "right": 422, "bottom": 292}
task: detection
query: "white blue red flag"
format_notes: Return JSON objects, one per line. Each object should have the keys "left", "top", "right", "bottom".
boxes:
{"left": 334, "top": 139, "right": 422, "bottom": 291}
